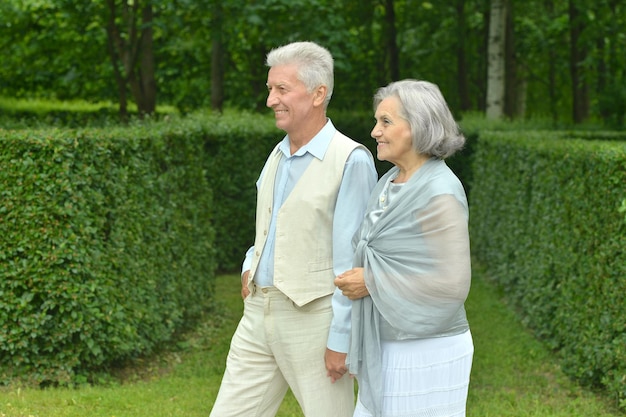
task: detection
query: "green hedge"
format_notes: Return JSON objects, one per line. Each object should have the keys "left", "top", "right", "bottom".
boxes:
{"left": 0, "top": 119, "right": 215, "bottom": 385}
{"left": 469, "top": 131, "right": 626, "bottom": 409}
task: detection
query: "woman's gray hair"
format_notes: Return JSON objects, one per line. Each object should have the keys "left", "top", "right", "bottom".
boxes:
{"left": 373, "top": 79, "right": 465, "bottom": 158}
{"left": 266, "top": 41, "right": 334, "bottom": 108}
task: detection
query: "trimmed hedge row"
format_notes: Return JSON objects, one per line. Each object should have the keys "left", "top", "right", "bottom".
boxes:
{"left": 0, "top": 119, "right": 215, "bottom": 385}
{"left": 469, "top": 131, "right": 626, "bottom": 408}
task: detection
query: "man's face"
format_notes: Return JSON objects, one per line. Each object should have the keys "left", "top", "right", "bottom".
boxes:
{"left": 266, "top": 64, "right": 317, "bottom": 134}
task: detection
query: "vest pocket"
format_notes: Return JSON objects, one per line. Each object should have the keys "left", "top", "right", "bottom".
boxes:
{"left": 307, "top": 258, "right": 333, "bottom": 272}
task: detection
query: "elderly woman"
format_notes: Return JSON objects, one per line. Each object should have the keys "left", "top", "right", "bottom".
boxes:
{"left": 335, "top": 79, "right": 473, "bottom": 417}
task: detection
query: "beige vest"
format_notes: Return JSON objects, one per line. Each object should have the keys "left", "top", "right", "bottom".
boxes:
{"left": 248, "top": 132, "right": 364, "bottom": 306}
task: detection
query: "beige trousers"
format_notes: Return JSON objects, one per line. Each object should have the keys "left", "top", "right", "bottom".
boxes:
{"left": 209, "top": 286, "right": 354, "bottom": 417}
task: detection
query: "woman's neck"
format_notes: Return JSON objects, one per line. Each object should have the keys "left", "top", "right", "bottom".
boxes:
{"left": 393, "top": 153, "right": 430, "bottom": 183}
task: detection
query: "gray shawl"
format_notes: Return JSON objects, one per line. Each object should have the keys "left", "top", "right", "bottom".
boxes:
{"left": 347, "top": 158, "right": 471, "bottom": 416}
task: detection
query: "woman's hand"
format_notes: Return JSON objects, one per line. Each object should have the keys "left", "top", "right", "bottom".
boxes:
{"left": 334, "top": 267, "right": 369, "bottom": 300}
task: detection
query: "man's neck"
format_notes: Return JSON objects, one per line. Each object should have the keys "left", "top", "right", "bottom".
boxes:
{"left": 288, "top": 116, "right": 328, "bottom": 154}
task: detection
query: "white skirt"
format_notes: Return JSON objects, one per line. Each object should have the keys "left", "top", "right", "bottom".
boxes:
{"left": 354, "top": 330, "right": 473, "bottom": 417}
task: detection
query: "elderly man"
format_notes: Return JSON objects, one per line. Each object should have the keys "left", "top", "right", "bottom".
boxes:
{"left": 209, "top": 41, "right": 377, "bottom": 417}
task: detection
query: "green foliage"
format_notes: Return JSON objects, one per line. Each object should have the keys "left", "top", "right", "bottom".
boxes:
{"left": 0, "top": 119, "right": 215, "bottom": 385}
{"left": 619, "top": 198, "right": 626, "bottom": 223}
{"left": 0, "top": 1, "right": 112, "bottom": 101}
{"left": 469, "top": 130, "right": 626, "bottom": 409}
{"left": 2, "top": 0, "right": 626, "bottom": 125}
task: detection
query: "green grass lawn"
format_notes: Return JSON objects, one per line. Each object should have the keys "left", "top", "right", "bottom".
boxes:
{"left": 0, "top": 269, "right": 622, "bottom": 417}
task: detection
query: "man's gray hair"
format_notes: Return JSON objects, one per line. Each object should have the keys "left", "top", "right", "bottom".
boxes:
{"left": 266, "top": 41, "right": 334, "bottom": 108}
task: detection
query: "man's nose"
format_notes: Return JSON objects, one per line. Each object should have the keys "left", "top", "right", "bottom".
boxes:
{"left": 266, "top": 90, "right": 278, "bottom": 107}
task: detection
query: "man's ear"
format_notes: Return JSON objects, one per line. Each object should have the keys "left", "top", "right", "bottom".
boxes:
{"left": 313, "top": 85, "right": 328, "bottom": 107}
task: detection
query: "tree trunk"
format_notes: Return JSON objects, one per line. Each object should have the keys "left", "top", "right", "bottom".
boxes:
{"left": 568, "top": 0, "right": 589, "bottom": 123}
{"left": 605, "top": 0, "right": 624, "bottom": 125}
{"left": 105, "top": 0, "right": 128, "bottom": 121}
{"left": 384, "top": 0, "right": 400, "bottom": 81}
{"left": 455, "top": 0, "right": 471, "bottom": 111}
{"left": 504, "top": 1, "right": 519, "bottom": 118}
{"left": 210, "top": 1, "right": 224, "bottom": 112}
{"left": 486, "top": 0, "right": 507, "bottom": 119}
{"left": 120, "top": 0, "right": 141, "bottom": 112}
{"left": 105, "top": 0, "right": 157, "bottom": 118}
{"left": 139, "top": 3, "right": 156, "bottom": 115}
{"left": 544, "top": 2, "right": 559, "bottom": 124}
{"left": 476, "top": 5, "right": 490, "bottom": 112}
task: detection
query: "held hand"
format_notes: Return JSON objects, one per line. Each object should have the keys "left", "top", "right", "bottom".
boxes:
{"left": 325, "top": 348, "right": 349, "bottom": 383}
{"left": 241, "top": 271, "right": 250, "bottom": 299}
{"left": 334, "top": 268, "right": 369, "bottom": 300}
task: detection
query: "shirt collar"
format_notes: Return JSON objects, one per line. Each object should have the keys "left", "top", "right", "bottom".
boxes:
{"left": 278, "top": 119, "right": 336, "bottom": 160}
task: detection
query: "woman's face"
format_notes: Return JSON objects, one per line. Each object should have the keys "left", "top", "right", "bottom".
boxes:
{"left": 371, "top": 96, "right": 414, "bottom": 165}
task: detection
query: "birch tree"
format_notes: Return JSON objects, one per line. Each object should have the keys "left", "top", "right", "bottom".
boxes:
{"left": 486, "top": 0, "right": 507, "bottom": 119}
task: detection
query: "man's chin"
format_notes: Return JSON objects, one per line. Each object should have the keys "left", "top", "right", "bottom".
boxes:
{"left": 274, "top": 120, "right": 289, "bottom": 131}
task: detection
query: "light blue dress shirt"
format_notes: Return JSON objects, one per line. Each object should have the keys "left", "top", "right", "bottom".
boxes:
{"left": 242, "top": 119, "right": 377, "bottom": 353}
